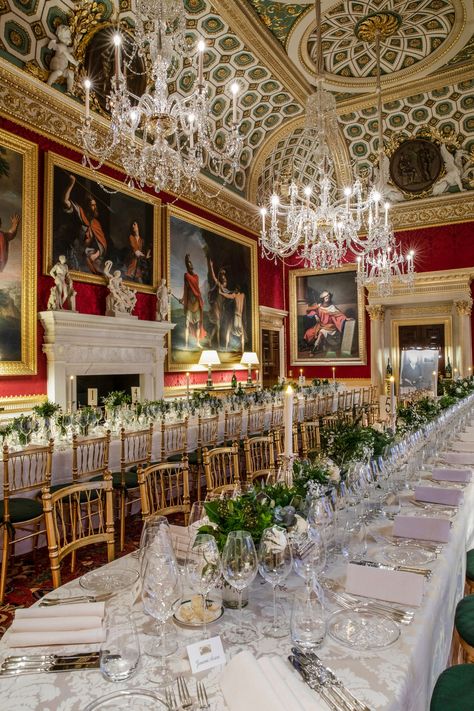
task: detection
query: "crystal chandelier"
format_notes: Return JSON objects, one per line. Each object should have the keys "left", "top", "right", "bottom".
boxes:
{"left": 80, "top": 0, "right": 243, "bottom": 194}
{"left": 258, "top": 0, "right": 369, "bottom": 271}
{"left": 354, "top": 13, "right": 415, "bottom": 296}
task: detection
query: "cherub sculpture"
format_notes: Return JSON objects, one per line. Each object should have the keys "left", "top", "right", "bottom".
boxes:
{"left": 375, "top": 153, "right": 404, "bottom": 203}
{"left": 432, "top": 144, "right": 465, "bottom": 196}
{"left": 104, "top": 260, "right": 137, "bottom": 317}
{"left": 47, "top": 24, "right": 78, "bottom": 94}
{"left": 47, "top": 255, "right": 77, "bottom": 311}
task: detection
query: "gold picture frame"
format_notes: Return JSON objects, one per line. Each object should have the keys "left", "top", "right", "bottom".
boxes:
{"left": 289, "top": 264, "right": 366, "bottom": 366}
{"left": 0, "top": 128, "right": 37, "bottom": 375}
{"left": 165, "top": 205, "right": 259, "bottom": 372}
{"left": 43, "top": 152, "right": 161, "bottom": 293}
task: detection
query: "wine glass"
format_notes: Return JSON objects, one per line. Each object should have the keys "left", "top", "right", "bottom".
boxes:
{"left": 186, "top": 533, "right": 221, "bottom": 636}
{"left": 294, "top": 524, "right": 326, "bottom": 597}
{"left": 258, "top": 526, "right": 293, "bottom": 638}
{"left": 141, "top": 549, "right": 182, "bottom": 685}
{"left": 221, "top": 530, "right": 258, "bottom": 644}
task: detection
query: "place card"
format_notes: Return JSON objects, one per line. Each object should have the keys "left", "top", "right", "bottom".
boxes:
{"left": 187, "top": 635, "right": 226, "bottom": 675}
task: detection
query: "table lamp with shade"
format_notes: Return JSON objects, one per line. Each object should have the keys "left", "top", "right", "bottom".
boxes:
{"left": 240, "top": 351, "right": 259, "bottom": 386}
{"left": 198, "top": 350, "right": 221, "bottom": 388}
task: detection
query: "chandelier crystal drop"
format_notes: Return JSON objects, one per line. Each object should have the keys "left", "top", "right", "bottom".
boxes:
{"left": 80, "top": 0, "right": 243, "bottom": 194}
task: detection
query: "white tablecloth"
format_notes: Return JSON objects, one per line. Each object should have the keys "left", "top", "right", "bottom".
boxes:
{"left": 0, "top": 453, "right": 472, "bottom": 711}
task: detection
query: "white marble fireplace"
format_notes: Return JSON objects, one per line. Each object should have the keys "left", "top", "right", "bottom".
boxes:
{"left": 39, "top": 311, "right": 174, "bottom": 410}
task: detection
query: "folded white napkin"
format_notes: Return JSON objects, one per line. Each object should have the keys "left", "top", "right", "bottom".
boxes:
{"left": 345, "top": 562, "right": 424, "bottom": 607}
{"left": 414, "top": 485, "right": 463, "bottom": 507}
{"left": 393, "top": 515, "right": 451, "bottom": 543}
{"left": 7, "top": 602, "right": 106, "bottom": 647}
{"left": 220, "top": 651, "right": 330, "bottom": 711}
{"left": 443, "top": 452, "right": 474, "bottom": 466}
{"left": 432, "top": 468, "right": 472, "bottom": 483}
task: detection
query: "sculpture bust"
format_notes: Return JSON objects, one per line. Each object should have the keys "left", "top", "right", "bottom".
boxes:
{"left": 47, "top": 255, "right": 77, "bottom": 311}
{"left": 47, "top": 24, "right": 78, "bottom": 94}
{"left": 104, "top": 260, "right": 137, "bottom": 318}
{"left": 156, "top": 278, "right": 171, "bottom": 322}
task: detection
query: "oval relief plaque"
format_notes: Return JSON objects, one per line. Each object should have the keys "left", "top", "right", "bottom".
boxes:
{"left": 389, "top": 139, "right": 442, "bottom": 194}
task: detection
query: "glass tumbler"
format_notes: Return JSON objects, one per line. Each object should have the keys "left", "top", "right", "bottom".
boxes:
{"left": 100, "top": 613, "right": 140, "bottom": 682}
{"left": 291, "top": 591, "right": 326, "bottom": 650}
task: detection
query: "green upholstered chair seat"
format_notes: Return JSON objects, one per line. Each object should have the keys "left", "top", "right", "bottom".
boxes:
{"left": 167, "top": 451, "right": 198, "bottom": 465}
{"left": 0, "top": 497, "right": 43, "bottom": 524}
{"left": 455, "top": 594, "right": 474, "bottom": 646}
{"left": 430, "top": 664, "right": 474, "bottom": 710}
{"left": 467, "top": 549, "right": 474, "bottom": 581}
{"left": 91, "top": 471, "right": 139, "bottom": 489}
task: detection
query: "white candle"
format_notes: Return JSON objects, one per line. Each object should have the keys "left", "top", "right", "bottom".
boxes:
{"left": 283, "top": 384, "right": 294, "bottom": 458}
{"left": 84, "top": 79, "right": 91, "bottom": 119}
{"left": 69, "top": 375, "right": 74, "bottom": 412}
{"left": 389, "top": 376, "right": 395, "bottom": 421}
{"left": 384, "top": 202, "right": 389, "bottom": 227}
{"left": 332, "top": 367, "right": 336, "bottom": 383}
{"left": 113, "top": 33, "right": 122, "bottom": 81}
{"left": 186, "top": 371, "right": 190, "bottom": 399}
{"left": 432, "top": 371, "right": 437, "bottom": 398}
{"left": 231, "top": 83, "right": 239, "bottom": 123}
{"left": 260, "top": 208, "right": 266, "bottom": 234}
{"left": 197, "top": 40, "right": 205, "bottom": 85}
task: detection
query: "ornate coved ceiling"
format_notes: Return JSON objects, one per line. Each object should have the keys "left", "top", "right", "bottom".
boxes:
{"left": 0, "top": 0, "right": 473, "bottom": 212}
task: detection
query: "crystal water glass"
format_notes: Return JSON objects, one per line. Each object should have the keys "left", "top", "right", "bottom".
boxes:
{"left": 100, "top": 611, "right": 140, "bottom": 682}
{"left": 186, "top": 533, "right": 221, "bottom": 636}
{"left": 222, "top": 530, "right": 258, "bottom": 644}
{"left": 291, "top": 590, "right": 326, "bottom": 650}
{"left": 341, "top": 514, "right": 367, "bottom": 562}
{"left": 142, "top": 549, "right": 182, "bottom": 684}
{"left": 258, "top": 526, "right": 293, "bottom": 638}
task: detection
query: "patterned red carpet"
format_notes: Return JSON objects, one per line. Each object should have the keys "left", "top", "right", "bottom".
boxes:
{"left": 0, "top": 515, "right": 143, "bottom": 639}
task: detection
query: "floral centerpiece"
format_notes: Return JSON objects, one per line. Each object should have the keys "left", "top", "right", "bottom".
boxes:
{"left": 320, "top": 417, "right": 394, "bottom": 471}
{"left": 102, "top": 390, "right": 131, "bottom": 409}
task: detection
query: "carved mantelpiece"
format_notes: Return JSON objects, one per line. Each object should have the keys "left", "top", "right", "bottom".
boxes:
{"left": 39, "top": 311, "right": 174, "bottom": 409}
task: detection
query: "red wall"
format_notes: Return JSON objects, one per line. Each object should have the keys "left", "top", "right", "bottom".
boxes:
{"left": 1, "top": 113, "right": 473, "bottom": 397}
{"left": 0, "top": 116, "right": 283, "bottom": 397}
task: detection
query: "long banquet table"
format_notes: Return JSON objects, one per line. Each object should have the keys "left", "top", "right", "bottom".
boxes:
{"left": 1, "top": 454, "right": 473, "bottom": 711}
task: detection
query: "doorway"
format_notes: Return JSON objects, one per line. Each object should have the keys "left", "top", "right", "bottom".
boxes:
{"left": 261, "top": 329, "right": 280, "bottom": 388}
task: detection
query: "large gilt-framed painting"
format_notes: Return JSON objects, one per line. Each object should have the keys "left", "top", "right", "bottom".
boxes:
{"left": 0, "top": 129, "right": 37, "bottom": 375}
{"left": 289, "top": 264, "right": 366, "bottom": 366}
{"left": 166, "top": 206, "right": 258, "bottom": 371}
{"left": 44, "top": 153, "right": 160, "bottom": 293}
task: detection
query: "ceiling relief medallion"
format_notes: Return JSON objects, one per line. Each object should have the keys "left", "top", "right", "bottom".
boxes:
{"left": 389, "top": 138, "right": 443, "bottom": 196}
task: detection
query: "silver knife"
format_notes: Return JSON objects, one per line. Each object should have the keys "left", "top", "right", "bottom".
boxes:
{"left": 0, "top": 659, "right": 100, "bottom": 676}
{"left": 288, "top": 656, "right": 341, "bottom": 711}
{"left": 350, "top": 559, "right": 432, "bottom": 579}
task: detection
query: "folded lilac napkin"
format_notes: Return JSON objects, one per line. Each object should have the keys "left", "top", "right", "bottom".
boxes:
{"left": 432, "top": 468, "right": 472, "bottom": 483}
{"left": 443, "top": 452, "right": 474, "bottom": 465}
{"left": 414, "top": 485, "right": 463, "bottom": 506}
{"left": 451, "top": 441, "right": 474, "bottom": 452}
{"left": 393, "top": 515, "right": 451, "bottom": 543}
{"left": 345, "top": 562, "right": 424, "bottom": 606}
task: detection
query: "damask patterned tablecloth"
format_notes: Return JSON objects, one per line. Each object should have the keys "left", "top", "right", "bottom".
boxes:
{"left": 0, "top": 470, "right": 473, "bottom": 711}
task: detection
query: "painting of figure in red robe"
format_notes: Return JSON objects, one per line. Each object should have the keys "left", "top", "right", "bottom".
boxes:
{"left": 289, "top": 265, "right": 366, "bottom": 366}
{"left": 167, "top": 207, "right": 258, "bottom": 371}
{"left": 44, "top": 153, "right": 159, "bottom": 293}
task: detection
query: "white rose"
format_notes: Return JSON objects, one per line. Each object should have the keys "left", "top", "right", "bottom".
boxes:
{"left": 371, "top": 422, "right": 383, "bottom": 433}
{"left": 267, "top": 526, "right": 288, "bottom": 553}
{"left": 326, "top": 459, "right": 341, "bottom": 482}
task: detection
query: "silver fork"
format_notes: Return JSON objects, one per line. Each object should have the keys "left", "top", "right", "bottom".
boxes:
{"left": 165, "top": 686, "right": 179, "bottom": 711}
{"left": 197, "top": 681, "right": 210, "bottom": 710}
{"left": 39, "top": 593, "right": 112, "bottom": 606}
{"left": 177, "top": 676, "right": 194, "bottom": 709}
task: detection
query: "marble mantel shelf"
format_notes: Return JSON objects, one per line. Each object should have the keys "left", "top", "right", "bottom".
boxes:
{"left": 38, "top": 311, "right": 175, "bottom": 409}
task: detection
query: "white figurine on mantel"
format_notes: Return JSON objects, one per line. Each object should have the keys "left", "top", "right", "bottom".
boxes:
{"left": 156, "top": 278, "right": 171, "bottom": 322}
{"left": 104, "top": 260, "right": 137, "bottom": 318}
{"left": 47, "top": 255, "right": 77, "bottom": 311}
{"left": 47, "top": 24, "right": 78, "bottom": 94}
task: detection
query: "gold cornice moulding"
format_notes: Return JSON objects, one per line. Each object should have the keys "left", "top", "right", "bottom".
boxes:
{"left": 0, "top": 394, "right": 47, "bottom": 417}
{"left": 0, "top": 60, "right": 260, "bottom": 234}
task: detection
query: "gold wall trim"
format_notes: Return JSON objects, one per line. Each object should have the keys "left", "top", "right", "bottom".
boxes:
{"left": 213, "top": 0, "right": 311, "bottom": 105}
{"left": 0, "top": 394, "right": 47, "bottom": 416}
{"left": 390, "top": 193, "right": 474, "bottom": 232}
{"left": 0, "top": 128, "right": 38, "bottom": 376}
{"left": 0, "top": 60, "right": 260, "bottom": 234}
